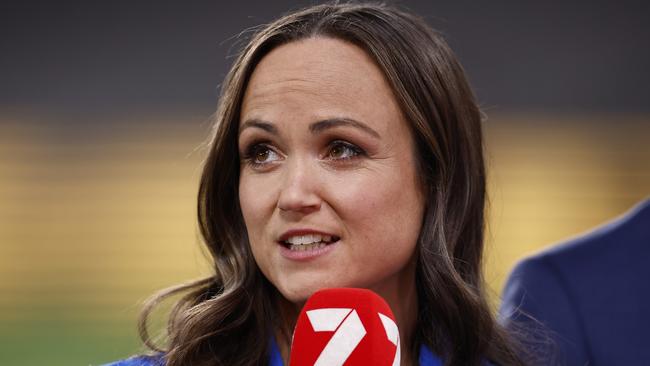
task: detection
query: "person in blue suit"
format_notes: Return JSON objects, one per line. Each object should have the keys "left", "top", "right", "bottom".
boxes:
{"left": 500, "top": 199, "right": 650, "bottom": 365}
{"left": 102, "top": 3, "right": 524, "bottom": 366}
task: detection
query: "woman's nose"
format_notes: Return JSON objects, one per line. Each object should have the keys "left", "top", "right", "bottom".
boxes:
{"left": 276, "top": 159, "right": 322, "bottom": 214}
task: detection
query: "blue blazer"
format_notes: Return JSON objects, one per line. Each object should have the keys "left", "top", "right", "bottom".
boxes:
{"left": 499, "top": 199, "right": 650, "bottom": 365}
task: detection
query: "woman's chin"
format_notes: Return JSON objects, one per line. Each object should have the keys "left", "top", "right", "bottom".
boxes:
{"left": 278, "top": 286, "right": 320, "bottom": 305}
{"left": 276, "top": 279, "right": 366, "bottom": 306}
{"left": 276, "top": 281, "right": 341, "bottom": 305}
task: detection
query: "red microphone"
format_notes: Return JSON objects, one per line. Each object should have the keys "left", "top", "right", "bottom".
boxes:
{"left": 289, "top": 288, "right": 400, "bottom": 366}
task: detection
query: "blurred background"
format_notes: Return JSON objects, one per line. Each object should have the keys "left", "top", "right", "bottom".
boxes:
{"left": 1, "top": 1, "right": 648, "bottom": 365}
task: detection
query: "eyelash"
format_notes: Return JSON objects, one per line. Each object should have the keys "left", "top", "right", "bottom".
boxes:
{"left": 242, "top": 142, "right": 279, "bottom": 168}
{"left": 325, "top": 140, "right": 364, "bottom": 161}
{"left": 241, "top": 140, "right": 365, "bottom": 169}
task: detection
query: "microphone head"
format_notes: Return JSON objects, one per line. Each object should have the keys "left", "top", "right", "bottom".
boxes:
{"left": 289, "top": 288, "right": 400, "bottom": 366}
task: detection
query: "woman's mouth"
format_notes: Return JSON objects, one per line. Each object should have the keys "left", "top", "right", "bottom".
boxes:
{"left": 280, "top": 233, "right": 340, "bottom": 252}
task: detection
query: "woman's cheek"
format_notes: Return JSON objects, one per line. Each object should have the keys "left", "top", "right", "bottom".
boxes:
{"left": 239, "top": 175, "right": 269, "bottom": 239}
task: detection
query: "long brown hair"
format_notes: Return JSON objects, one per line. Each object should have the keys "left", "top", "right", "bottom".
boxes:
{"left": 139, "top": 3, "right": 524, "bottom": 365}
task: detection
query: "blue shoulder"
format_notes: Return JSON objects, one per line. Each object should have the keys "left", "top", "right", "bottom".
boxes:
{"left": 100, "top": 354, "right": 164, "bottom": 366}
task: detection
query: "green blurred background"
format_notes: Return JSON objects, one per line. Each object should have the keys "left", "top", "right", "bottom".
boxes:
{"left": 1, "top": 1, "right": 649, "bottom": 365}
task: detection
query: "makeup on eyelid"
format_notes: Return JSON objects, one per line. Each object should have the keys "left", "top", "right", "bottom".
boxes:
{"left": 240, "top": 139, "right": 366, "bottom": 169}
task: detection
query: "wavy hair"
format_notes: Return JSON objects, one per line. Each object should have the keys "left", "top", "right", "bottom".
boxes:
{"left": 139, "top": 3, "right": 524, "bottom": 365}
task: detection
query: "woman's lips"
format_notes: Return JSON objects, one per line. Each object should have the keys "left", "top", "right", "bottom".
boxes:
{"left": 278, "top": 229, "right": 339, "bottom": 243}
{"left": 277, "top": 229, "right": 340, "bottom": 261}
{"left": 278, "top": 239, "right": 339, "bottom": 261}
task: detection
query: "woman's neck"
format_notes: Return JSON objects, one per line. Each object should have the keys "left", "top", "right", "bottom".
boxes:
{"left": 370, "top": 257, "right": 418, "bottom": 366}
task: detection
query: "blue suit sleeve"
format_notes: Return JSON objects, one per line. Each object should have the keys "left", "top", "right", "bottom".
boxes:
{"left": 499, "top": 257, "right": 590, "bottom": 366}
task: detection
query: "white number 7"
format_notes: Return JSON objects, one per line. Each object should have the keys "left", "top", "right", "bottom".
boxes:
{"left": 306, "top": 308, "right": 400, "bottom": 366}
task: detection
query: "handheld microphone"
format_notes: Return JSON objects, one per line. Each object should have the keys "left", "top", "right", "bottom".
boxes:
{"left": 289, "top": 288, "right": 400, "bottom": 366}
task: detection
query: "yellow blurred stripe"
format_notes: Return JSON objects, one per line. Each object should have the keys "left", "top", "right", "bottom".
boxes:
{"left": 1, "top": 113, "right": 649, "bottom": 324}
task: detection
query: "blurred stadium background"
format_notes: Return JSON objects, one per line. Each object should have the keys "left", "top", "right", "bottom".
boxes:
{"left": 1, "top": 1, "right": 648, "bottom": 365}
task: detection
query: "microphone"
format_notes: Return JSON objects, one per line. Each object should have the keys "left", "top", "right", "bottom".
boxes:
{"left": 289, "top": 288, "right": 400, "bottom": 366}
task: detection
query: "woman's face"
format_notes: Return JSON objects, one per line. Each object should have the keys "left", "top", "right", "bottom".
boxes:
{"left": 238, "top": 37, "right": 425, "bottom": 304}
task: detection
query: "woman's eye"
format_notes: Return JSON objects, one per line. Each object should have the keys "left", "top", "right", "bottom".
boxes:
{"left": 326, "top": 141, "right": 364, "bottom": 160}
{"left": 244, "top": 143, "right": 281, "bottom": 167}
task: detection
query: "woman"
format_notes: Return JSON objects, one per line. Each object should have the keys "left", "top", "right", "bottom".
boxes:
{"left": 107, "top": 3, "right": 523, "bottom": 366}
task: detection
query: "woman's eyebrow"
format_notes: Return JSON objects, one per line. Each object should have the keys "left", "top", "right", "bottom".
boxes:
{"left": 239, "top": 119, "right": 278, "bottom": 136}
{"left": 309, "top": 118, "right": 380, "bottom": 139}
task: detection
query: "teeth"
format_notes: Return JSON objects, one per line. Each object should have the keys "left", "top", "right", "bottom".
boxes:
{"left": 286, "top": 234, "right": 328, "bottom": 245}
{"left": 289, "top": 242, "right": 327, "bottom": 251}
